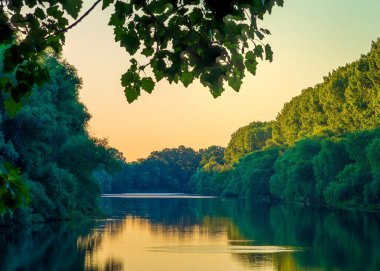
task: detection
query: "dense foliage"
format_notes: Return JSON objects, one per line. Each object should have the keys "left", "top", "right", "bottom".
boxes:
{"left": 0, "top": 55, "right": 122, "bottom": 223}
{"left": 188, "top": 40, "right": 380, "bottom": 209}
{"left": 0, "top": 0, "right": 282, "bottom": 106}
{"left": 110, "top": 145, "right": 224, "bottom": 193}
{"left": 0, "top": 0, "right": 283, "bottom": 215}
{"left": 224, "top": 121, "right": 272, "bottom": 164}
{"left": 271, "top": 40, "right": 380, "bottom": 146}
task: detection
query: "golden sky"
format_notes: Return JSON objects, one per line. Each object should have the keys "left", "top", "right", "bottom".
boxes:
{"left": 62, "top": 0, "right": 380, "bottom": 161}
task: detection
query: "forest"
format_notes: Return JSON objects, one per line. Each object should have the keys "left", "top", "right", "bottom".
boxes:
{"left": 1, "top": 1, "right": 379, "bottom": 270}
{"left": 0, "top": 1, "right": 379, "bottom": 225}
{"left": 111, "top": 39, "right": 380, "bottom": 210}
{"left": 0, "top": 47, "right": 123, "bottom": 224}
{"left": 0, "top": 0, "right": 283, "bottom": 218}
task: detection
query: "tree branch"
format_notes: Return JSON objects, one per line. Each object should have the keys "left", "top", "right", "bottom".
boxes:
{"left": 45, "top": 0, "right": 102, "bottom": 39}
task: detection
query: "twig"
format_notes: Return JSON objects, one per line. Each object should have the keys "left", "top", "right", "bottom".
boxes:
{"left": 45, "top": 0, "right": 101, "bottom": 39}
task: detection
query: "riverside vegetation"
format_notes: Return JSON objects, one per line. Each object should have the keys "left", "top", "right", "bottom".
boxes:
{"left": 110, "top": 39, "right": 380, "bottom": 210}
{"left": 0, "top": 0, "right": 282, "bottom": 215}
{"left": 1, "top": 36, "right": 379, "bottom": 225}
{"left": 0, "top": 49, "right": 123, "bottom": 224}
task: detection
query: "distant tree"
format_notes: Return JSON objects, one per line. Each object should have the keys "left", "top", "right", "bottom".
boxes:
{"left": 110, "top": 146, "right": 201, "bottom": 193}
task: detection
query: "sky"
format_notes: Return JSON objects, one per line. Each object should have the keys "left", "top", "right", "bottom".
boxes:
{"left": 62, "top": 0, "right": 380, "bottom": 161}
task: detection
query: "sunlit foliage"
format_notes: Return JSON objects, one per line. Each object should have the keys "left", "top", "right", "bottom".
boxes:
{"left": 188, "top": 40, "right": 380, "bottom": 209}
{"left": 224, "top": 121, "right": 272, "bottom": 164}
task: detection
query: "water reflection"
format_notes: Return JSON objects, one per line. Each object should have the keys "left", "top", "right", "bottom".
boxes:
{"left": 1, "top": 198, "right": 380, "bottom": 271}
{"left": 0, "top": 221, "right": 95, "bottom": 270}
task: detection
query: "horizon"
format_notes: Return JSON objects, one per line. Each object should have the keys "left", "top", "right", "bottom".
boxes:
{"left": 62, "top": 0, "right": 380, "bottom": 161}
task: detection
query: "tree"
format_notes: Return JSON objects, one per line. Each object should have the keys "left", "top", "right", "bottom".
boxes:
{"left": 199, "top": 145, "right": 225, "bottom": 167}
{"left": 0, "top": 55, "right": 122, "bottom": 222}
{"left": 0, "top": 0, "right": 283, "bottom": 105}
{"left": 224, "top": 121, "right": 272, "bottom": 164}
{"left": 270, "top": 138, "right": 321, "bottom": 202}
{"left": 0, "top": 0, "right": 283, "bottom": 214}
{"left": 109, "top": 146, "right": 200, "bottom": 193}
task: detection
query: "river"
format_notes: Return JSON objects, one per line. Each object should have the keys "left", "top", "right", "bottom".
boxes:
{"left": 1, "top": 194, "right": 379, "bottom": 270}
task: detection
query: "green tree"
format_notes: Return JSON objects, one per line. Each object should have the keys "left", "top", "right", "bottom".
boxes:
{"left": 110, "top": 146, "right": 201, "bottom": 193}
{"left": 313, "top": 139, "right": 351, "bottom": 200}
{"left": 224, "top": 121, "right": 273, "bottom": 164}
{"left": 0, "top": 0, "right": 283, "bottom": 214}
{"left": 238, "top": 146, "right": 281, "bottom": 199}
{"left": 365, "top": 137, "right": 380, "bottom": 205}
{"left": 269, "top": 138, "right": 321, "bottom": 202}
{"left": 0, "top": 55, "right": 122, "bottom": 223}
{"left": 272, "top": 40, "right": 380, "bottom": 147}
{"left": 0, "top": 0, "right": 283, "bottom": 105}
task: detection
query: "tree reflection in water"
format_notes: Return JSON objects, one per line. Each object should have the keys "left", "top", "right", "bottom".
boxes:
{"left": 1, "top": 198, "right": 380, "bottom": 271}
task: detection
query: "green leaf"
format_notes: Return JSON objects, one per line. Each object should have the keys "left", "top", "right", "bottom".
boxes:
{"left": 245, "top": 51, "right": 258, "bottom": 75}
{"left": 109, "top": 1, "right": 131, "bottom": 26}
{"left": 47, "top": 5, "right": 63, "bottom": 19}
{"left": 265, "top": 44, "right": 273, "bottom": 62}
{"left": 228, "top": 68, "right": 243, "bottom": 92}
{"left": 148, "top": 1, "right": 167, "bottom": 13}
{"left": 142, "top": 47, "right": 154, "bottom": 57}
{"left": 120, "top": 32, "right": 140, "bottom": 55}
{"left": 228, "top": 72, "right": 242, "bottom": 92}
{"left": 61, "top": 0, "right": 83, "bottom": 19}
{"left": 34, "top": 7, "right": 46, "bottom": 20}
{"left": 200, "top": 68, "right": 225, "bottom": 98}
{"left": 153, "top": 67, "right": 164, "bottom": 82}
{"left": 255, "top": 30, "right": 264, "bottom": 40}
{"left": 254, "top": 45, "right": 264, "bottom": 59}
{"left": 141, "top": 77, "right": 155, "bottom": 93}
{"left": 124, "top": 86, "right": 140, "bottom": 103}
{"left": 181, "top": 71, "right": 194, "bottom": 87}
{"left": 102, "top": 0, "right": 114, "bottom": 10}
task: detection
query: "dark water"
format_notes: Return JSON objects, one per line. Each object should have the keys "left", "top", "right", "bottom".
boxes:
{"left": 1, "top": 195, "right": 380, "bottom": 271}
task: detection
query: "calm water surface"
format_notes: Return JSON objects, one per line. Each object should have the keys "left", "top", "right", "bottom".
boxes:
{"left": 1, "top": 194, "right": 380, "bottom": 271}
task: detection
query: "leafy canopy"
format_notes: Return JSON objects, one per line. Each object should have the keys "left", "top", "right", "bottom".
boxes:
{"left": 0, "top": 0, "right": 283, "bottom": 106}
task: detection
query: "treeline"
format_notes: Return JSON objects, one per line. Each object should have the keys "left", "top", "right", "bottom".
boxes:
{"left": 0, "top": 52, "right": 122, "bottom": 224}
{"left": 109, "top": 145, "right": 224, "bottom": 193}
{"left": 190, "top": 130, "right": 380, "bottom": 208}
{"left": 106, "top": 40, "right": 380, "bottom": 209}
{"left": 189, "top": 39, "right": 380, "bottom": 209}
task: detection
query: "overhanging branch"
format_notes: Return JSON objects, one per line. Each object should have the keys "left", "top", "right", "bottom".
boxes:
{"left": 45, "top": 0, "right": 102, "bottom": 39}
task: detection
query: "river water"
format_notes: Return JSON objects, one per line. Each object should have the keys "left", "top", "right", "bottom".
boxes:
{"left": 1, "top": 194, "right": 380, "bottom": 270}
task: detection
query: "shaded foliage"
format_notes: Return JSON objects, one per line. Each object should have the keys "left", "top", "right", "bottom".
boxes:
{"left": 110, "top": 145, "right": 226, "bottom": 193}
{"left": 0, "top": 0, "right": 283, "bottom": 107}
{"left": 0, "top": 55, "right": 122, "bottom": 223}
